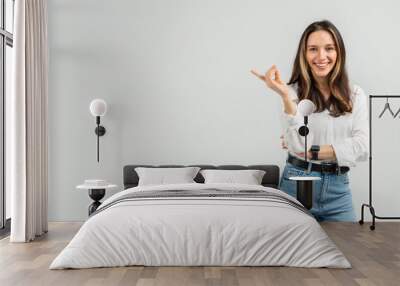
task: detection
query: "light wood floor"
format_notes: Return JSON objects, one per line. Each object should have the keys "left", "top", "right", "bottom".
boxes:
{"left": 0, "top": 222, "right": 399, "bottom": 286}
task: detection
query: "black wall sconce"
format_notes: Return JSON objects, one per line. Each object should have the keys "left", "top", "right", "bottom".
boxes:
{"left": 89, "top": 99, "right": 107, "bottom": 162}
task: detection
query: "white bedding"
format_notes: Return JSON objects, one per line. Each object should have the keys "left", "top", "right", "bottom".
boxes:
{"left": 50, "top": 183, "right": 351, "bottom": 269}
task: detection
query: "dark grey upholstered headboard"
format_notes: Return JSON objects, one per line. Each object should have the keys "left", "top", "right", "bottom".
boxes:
{"left": 123, "top": 165, "right": 280, "bottom": 190}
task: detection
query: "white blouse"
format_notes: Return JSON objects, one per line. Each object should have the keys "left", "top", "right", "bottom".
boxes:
{"left": 281, "top": 84, "right": 369, "bottom": 167}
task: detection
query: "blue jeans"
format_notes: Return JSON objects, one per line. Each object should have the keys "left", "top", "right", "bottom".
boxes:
{"left": 279, "top": 162, "right": 356, "bottom": 222}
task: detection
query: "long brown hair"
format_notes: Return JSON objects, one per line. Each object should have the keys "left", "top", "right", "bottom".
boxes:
{"left": 288, "top": 20, "right": 352, "bottom": 117}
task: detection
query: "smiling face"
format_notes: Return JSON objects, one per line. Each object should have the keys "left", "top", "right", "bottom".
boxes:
{"left": 305, "top": 30, "right": 337, "bottom": 82}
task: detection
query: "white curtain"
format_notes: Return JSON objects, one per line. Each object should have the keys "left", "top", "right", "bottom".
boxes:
{"left": 9, "top": 0, "right": 48, "bottom": 242}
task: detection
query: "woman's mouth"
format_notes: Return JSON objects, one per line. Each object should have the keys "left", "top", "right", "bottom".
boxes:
{"left": 314, "top": 62, "right": 330, "bottom": 69}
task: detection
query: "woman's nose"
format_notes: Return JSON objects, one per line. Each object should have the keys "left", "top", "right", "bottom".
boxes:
{"left": 317, "top": 50, "right": 327, "bottom": 60}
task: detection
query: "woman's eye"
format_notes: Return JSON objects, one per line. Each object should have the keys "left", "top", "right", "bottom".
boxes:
{"left": 326, "top": 47, "right": 335, "bottom": 51}
{"left": 309, "top": 48, "right": 317, "bottom": 52}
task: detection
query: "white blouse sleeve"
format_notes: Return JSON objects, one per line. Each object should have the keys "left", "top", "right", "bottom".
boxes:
{"left": 281, "top": 86, "right": 314, "bottom": 153}
{"left": 331, "top": 86, "right": 369, "bottom": 167}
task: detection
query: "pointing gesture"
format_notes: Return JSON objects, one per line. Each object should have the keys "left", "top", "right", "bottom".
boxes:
{"left": 251, "top": 65, "right": 289, "bottom": 99}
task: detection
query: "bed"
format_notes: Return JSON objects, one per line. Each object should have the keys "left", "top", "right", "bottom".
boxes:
{"left": 50, "top": 164, "right": 350, "bottom": 269}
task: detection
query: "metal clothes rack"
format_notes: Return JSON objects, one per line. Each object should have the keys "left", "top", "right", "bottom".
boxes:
{"left": 359, "top": 95, "right": 400, "bottom": 230}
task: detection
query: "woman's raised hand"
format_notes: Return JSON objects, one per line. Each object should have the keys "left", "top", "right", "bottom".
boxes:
{"left": 251, "top": 65, "right": 289, "bottom": 98}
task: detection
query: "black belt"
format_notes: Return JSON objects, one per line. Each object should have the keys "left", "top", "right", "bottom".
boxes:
{"left": 287, "top": 154, "right": 350, "bottom": 174}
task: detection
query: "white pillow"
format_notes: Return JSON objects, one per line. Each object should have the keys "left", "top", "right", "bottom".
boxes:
{"left": 135, "top": 167, "right": 201, "bottom": 186}
{"left": 200, "top": 169, "right": 266, "bottom": 185}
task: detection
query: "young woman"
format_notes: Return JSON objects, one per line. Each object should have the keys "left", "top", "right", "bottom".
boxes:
{"left": 251, "top": 20, "right": 368, "bottom": 221}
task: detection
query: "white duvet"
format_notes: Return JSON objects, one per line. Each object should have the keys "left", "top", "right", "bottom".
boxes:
{"left": 50, "top": 183, "right": 351, "bottom": 269}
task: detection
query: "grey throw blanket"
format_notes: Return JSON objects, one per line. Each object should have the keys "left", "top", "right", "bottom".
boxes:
{"left": 91, "top": 189, "right": 312, "bottom": 218}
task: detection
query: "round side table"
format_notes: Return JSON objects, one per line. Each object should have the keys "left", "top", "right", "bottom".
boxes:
{"left": 76, "top": 183, "right": 117, "bottom": 216}
{"left": 289, "top": 176, "right": 321, "bottom": 210}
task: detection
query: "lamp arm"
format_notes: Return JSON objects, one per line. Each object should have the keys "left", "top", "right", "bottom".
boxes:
{"left": 97, "top": 116, "right": 100, "bottom": 162}
{"left": 304, "top": 131, "right": 307, "bottom": 162}
{"left": 304, "top": 116, "right": 307, "bottom": 162}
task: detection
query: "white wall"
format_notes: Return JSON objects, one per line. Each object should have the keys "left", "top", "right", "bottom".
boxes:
{"left": 48, "top": 0, "right": 400, "bottom": 221}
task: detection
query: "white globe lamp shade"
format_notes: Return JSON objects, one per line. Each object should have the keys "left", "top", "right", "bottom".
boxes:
{"left": 297, "top": 99, "right": 316, "bottom": 116}
{"left": 90, "top": 99, "right": 107, "bottom": 117}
